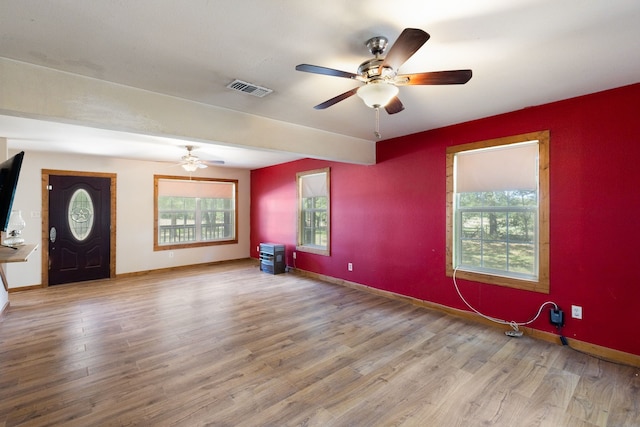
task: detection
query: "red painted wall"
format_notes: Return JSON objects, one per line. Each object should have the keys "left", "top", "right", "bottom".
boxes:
{"left": 251, "top": 83, "right": 640, "bottom": 356}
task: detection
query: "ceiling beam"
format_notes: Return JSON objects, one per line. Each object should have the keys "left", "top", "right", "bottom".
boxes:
{"left": 0, "top": 58, "right": 375, "bottom": 165}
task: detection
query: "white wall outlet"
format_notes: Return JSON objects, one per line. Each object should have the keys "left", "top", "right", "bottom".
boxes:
{"left": 293, "top": 251, "right": 296, "bottom": 259}
{"left": 348, "top": 262, "right": 353, "bottom": 271}
{"left": 571, "top": 305, "right": 583, "bottom": 319}
{"left": 169, "top": 251, "right": 174, "bottom": 258}
{"left": 256, "top": 245, "right": 260, "bottom": 252}
{"left": 31, "top": 211, "right": 41, "bottom": 218}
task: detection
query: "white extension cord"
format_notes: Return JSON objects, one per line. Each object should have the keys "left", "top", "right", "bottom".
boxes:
{"left": 453, "top": 267, "right": 558, "bottom": 337}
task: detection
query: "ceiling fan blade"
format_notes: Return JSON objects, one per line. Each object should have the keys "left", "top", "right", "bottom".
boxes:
{"left": 313, "top": 87, "right": 359, "bottom": 110}
{"left": 385, "top": 96, "right": 404, "bottom": 115}
{"left": 296, "top": 64, "right": 358, "bottom": 79}
{"left": 396, "top": 70, "right": 473, "bottom": 85}
{"left": 381, "top": 28, "right": 430, "bottom": 71}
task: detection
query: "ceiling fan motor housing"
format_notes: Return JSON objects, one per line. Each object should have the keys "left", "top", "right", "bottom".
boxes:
{"left": 357, "top": 58, "right": 395, "bottom": 80}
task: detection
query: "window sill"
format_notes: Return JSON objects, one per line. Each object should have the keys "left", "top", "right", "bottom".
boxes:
{"left": 446, "top": 267, "right": 549, "bottom": 294}
{"left": 296, "top": 245, "right": 330, "bottom": 256}
{"left": 154, "top": 239, "right": 238, "bottom": 251}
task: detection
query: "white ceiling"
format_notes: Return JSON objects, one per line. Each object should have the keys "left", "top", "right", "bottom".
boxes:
{"left": 1, "top": 0, "right": 639, "bottom": 168}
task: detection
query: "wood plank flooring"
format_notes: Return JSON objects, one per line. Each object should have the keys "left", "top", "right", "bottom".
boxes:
{"left": 1, "top": 260, "right": 639, "bottom": 426}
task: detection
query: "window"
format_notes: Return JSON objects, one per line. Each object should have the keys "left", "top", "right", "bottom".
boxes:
{"left": 446, "top": 131, "right": 549, "bottom": 293}
{"left": 68, "top": 188, "right": 94, "bottom": 241}
{"left": 297, "top": 168, "right": 330, "bottom": 255}
{"left": 154, "top": 175, "right": 238, "bottom": 250}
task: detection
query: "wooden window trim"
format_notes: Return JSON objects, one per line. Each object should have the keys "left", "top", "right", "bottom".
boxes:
{"left": 445, "top": 130, "right": 550, "bottom": 293}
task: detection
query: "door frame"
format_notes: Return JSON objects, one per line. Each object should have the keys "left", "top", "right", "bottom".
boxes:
{"left": 41, "top": 170, "right": 117, "bottom": 287}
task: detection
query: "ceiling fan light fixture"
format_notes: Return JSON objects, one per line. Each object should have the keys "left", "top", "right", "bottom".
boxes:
{"left": 182, "top": 162, "right": 199, "bottom": 172}
{"left": 357, "top": 81, "right": 399, "bottom": 108}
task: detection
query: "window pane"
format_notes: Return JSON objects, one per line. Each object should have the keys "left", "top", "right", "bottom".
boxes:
{"left": 158, "top": 208, "right": 196, "bottom": 244}
{"left": 457, "top": 194, "right": 538, "bottom": 278}
{"left": 459, "top": 192, "right": 483, "bottom": 208}
{"left": 460, "top": 240, "right": 481, "bottom": 267}
{"left": 461, "top": 212, "right": 481, "bottom": 239}
{"left": 508, "top": 243, "right": 535, "bottom": 274}
{"left": 507, "top": 190, "right": 537, "bottom": 207}
{"left": 458, "top": 198, "right": 537, "bottom": 276}
{"left": 314, "top": 197, "right": 327, "bottom": 209}
{"left": 302, "top": 198, "right": 313, "bottom": 209}
{"left": 301, "top": 210, "right": 327, "bottom": 246}
{"left": 508, "top": 211, "right": 535, "bottom": 243}
{"left": 483, "top": 192, "right": 508, "bottom": 207}
{"left": 481, "top": 212, "right": 507, "bottom": 240}
{"left": 199, "top": 196, "right": 234, "bottom": 242}
{"left": 484, "top": 241, "right": 507, "bottom": 270}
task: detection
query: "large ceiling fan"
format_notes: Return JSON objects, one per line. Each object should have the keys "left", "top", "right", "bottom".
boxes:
{"left": 179, "top": 145, "right": 224, "bottom": 172}
{"left": 295, "top": 28, "right": 472, "bottom": 136}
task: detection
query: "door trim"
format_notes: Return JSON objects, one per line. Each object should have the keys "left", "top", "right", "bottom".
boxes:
{"left": 41, "top": 170, "right": 117, "bottom": 287}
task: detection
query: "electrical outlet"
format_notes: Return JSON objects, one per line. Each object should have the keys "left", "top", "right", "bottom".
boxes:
{"left": 571, "top": 305, "right": 583, "bottom": 319}
{"left": 348, "top": 262, "right": 353, "bottom": 271}
{"left": 169, "top": 251, "right": 174, "bottom": 258}
{"left": 256, "top": 245, "right": 260, "bottom": 252}
{"left": 293, "top": 251, "right": 296, "bottom": 259}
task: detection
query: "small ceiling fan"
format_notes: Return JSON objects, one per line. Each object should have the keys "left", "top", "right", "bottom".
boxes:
{"left": 295, "top": 28, "right": 472, "bottom": 136}
{"left": 179, "top": 145, "right": 224, "bottom": 171}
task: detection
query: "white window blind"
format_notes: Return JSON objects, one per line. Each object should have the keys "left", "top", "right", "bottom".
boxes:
{"left": 158, "top": 179, "right": 234, "bottom": 198}
{"left": 300, "top": 172, "right": 327, "bottom": 198}
{"left": 455, "top": 141, "right": 538, "bottom": 193}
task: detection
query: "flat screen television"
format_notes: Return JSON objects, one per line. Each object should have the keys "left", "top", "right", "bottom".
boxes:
{"left": 0, "top": 151, "right": 25, "bottom": 233}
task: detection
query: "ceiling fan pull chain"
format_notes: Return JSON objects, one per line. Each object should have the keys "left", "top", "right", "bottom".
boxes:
{"left": 374, "top": 107, "right": 382, "bottom": 139}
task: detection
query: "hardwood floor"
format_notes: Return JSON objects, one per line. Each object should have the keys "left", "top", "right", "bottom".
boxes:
{"left": 1, "top": 260, "right": 639, "bottom": 426}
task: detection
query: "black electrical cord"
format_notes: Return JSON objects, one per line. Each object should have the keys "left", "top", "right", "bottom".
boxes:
{"left": 557, "top": 328, "right": 639, "bottom": 370}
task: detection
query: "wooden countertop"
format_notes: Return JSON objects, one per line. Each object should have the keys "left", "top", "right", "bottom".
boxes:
{"left": 0, "top": 243, "right": 38, "bottom": 263}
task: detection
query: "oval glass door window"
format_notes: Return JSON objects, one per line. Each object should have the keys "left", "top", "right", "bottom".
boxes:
{"left": 68, "top": 188, "right": 94, "bottom": 241}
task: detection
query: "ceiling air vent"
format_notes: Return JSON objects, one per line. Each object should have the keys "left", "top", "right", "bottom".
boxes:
{"left": 226, "top": 79, "right": 273, "bottom": 98}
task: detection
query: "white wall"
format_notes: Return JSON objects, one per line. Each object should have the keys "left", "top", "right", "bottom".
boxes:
{"left": 5, "top": 149, "right": 251, "bottom": 289}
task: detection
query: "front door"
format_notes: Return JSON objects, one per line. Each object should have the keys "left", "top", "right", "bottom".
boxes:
{"left": 48, "top": 175, "right": 111, "bottom": 285}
